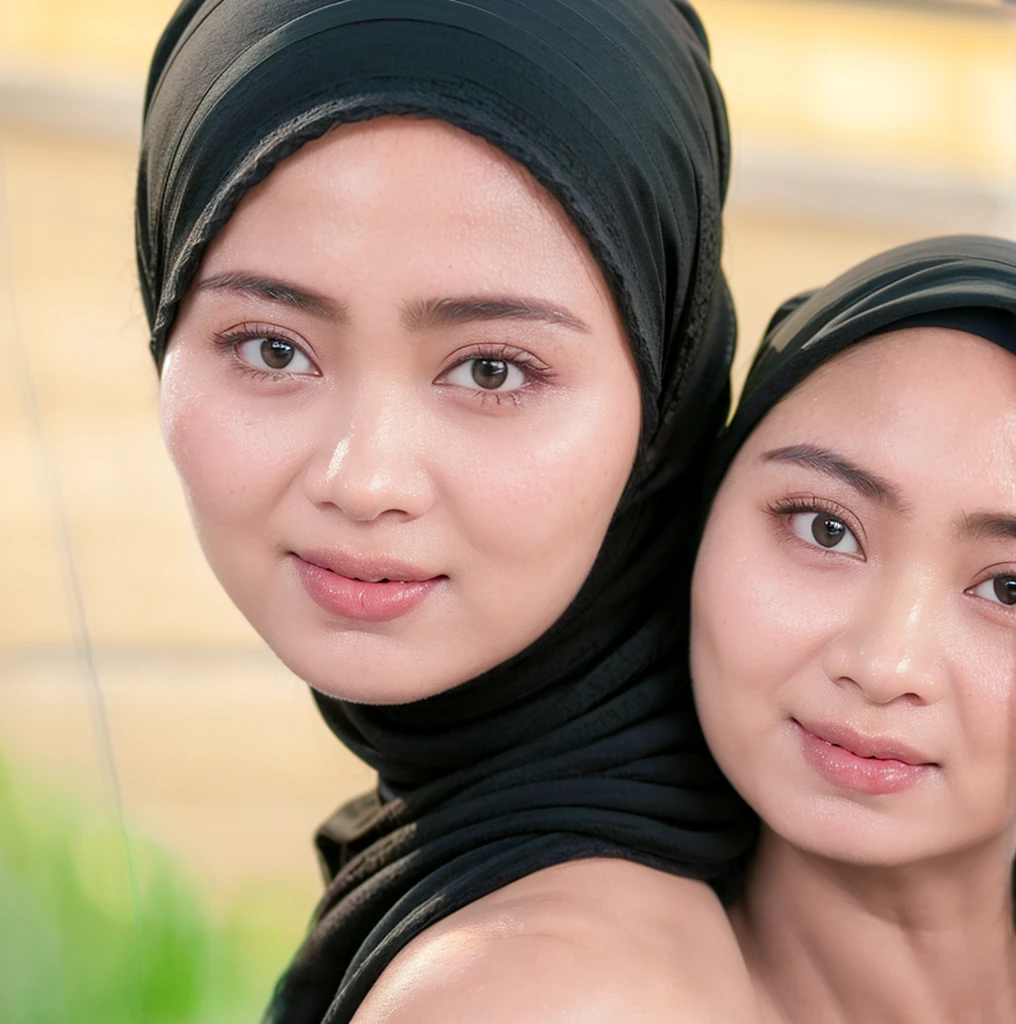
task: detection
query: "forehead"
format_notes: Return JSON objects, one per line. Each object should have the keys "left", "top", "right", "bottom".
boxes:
{"left": 204, "top": 116, "right": 595, "bottom": 281}
{"left": 742, "top": 327, "right": 1016, "bottom": 504}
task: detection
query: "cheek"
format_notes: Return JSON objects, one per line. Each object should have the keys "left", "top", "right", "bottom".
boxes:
{"left": 692, "top": 530, "right": 795, "bottom": 702}
{"left": 159, "top": 361, "right": 307, "bottom": 532}
{"left": 690, "top": 509, "right": 845, "bottom": 751}
{"left": 444, "top": 389, "right": 639, "bottom": 578}
{"left": 951, "top": 639, "right": 1016, "bottom": 824}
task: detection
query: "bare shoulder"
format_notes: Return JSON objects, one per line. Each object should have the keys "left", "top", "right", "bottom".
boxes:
{"left": 351, "top": 858, "right": 762, "bottom": 1023}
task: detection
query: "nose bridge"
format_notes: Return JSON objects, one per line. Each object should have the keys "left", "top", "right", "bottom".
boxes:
{"left": 834, "top": 561, "right": 944, "bottom": 704}
{"left": 308, "top": 376, "right": 432, "bottom": 521}
{"left": 324, "top": 388, "right": 401, "bottom": 482}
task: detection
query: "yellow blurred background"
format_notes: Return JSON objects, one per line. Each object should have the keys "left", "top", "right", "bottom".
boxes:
{"left": 1, "top": 0, "right": 1014, "bottom": 1012}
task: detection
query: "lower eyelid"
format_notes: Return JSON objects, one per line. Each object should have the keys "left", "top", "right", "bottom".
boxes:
{"left": 969, "top": 574, "right": 1016, "bottom": 609}
{"left": 787, "top": 512, "right": 861, "bottom": 554}
{"left": 767, "top": 497, "right": 865, "bottom": 547}
{"left": 221, "top": 332, "right": 318, "bottom": 375}
{"left": 441, "top": 359, "right": 529, "bottom": 391}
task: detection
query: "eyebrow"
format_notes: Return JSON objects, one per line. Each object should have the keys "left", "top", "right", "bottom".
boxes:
{"left": 760, "top": 444, "right": 907, "bottom": 510}
{"left": 401, "top": 295, "right": 591, "bottom": 333}
{"left": 957, "top": 512, "right": 1016, "bottom": 543}
{"left": 194, "top": 273, "right": 346, "bottom": 319}
{"left": 193, "top": 274, "right": 590, "bottom": 334}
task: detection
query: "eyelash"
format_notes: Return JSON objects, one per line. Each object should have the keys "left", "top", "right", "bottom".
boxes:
{"left": 966, "top": 567, "right": 1016, "bottom": 614}
{"left": 212, "top": 330, "right": 553, "bottom": 402}
{"left": 437, "top": 344, "right": 554, "bottom": 405}
{"left": 213, "top": 324, "right": 316, "bottom": 381}
{"left": 765, "top": 498, "right": 1016, "bottom": 615}
{"left": 765, "top": 495, "right": 866, "bottom": 557}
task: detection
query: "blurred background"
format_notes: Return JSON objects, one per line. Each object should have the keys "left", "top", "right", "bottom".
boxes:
{"left": 0, "top": 0, "right": 1013, "bottom": 1019}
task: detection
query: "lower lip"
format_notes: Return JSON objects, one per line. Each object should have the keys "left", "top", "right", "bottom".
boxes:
{"left": 294, "top": 556, "right": 444, "bottom": 622}
{"left": 796, "top": 722, "right": 933, "bottom": 795}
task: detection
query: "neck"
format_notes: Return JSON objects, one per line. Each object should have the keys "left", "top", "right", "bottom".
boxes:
{"left": 732, "top": 828, "right": 1016, "bottom": 1024}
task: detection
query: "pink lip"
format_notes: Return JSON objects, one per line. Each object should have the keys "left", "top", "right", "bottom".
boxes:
{"left": 293, "top": 551, "right": 446, "bottom": 622}
{"left": 794, "top": 719, "right": 937, "bottom": 796}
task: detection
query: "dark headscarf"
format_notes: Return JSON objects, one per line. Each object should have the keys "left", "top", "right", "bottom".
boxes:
{"left": 694, "top": 235, "right": 1016, "bottom": 906}
{"left": 711, "top": 235, "right": 1016, "bottom": 487}
{"left": 137, "top": 2, "right": 755, "bottom": 1021}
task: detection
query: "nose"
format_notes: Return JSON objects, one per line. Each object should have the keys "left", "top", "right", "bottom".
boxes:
{"left": 303, "top": 390, "right": 436, "bottom": 523}
{"left": 821, "top": 567, "right": 946, "bottom": 706}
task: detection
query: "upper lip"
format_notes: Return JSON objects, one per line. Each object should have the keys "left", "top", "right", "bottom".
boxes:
{"left": 296, "top": 549, "right": 444, "bottom": 583}
{"left": 794, "top": 719, "right": 937, "bottom": 767}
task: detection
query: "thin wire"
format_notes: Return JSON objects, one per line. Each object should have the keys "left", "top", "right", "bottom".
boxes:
{"left": 0, "top": 133, "right": 144, "bottom": 992}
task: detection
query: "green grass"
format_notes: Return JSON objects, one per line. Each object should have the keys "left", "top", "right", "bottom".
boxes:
{"left": 0, "top": 758, "right": 276, "bottom": 1024}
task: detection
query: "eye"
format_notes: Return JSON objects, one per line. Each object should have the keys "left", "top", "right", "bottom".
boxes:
{"left": 235, "top": 336, "right": 316, "bottom": 374}
{"left": 789, "top": 511, "right": 861, "bottom": 555}
{"left": 442, "top": 357, "right": 527, "bottom": 392}
{"left": 971, "top": 575, "right": 1016, "bottom": 607}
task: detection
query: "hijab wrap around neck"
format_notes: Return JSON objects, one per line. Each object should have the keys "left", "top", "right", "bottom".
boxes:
{"left": 137, "top": 2, "right": 756, "bottom": 1020}
{"left": 713, "top": 235, "right": 1016, "bottom": 484}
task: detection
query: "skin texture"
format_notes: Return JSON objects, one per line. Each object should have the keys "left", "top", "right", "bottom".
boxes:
{"left": 352, "top": 859, "right": 760, "bottom": 1024}
{"left": 161, "top": 116, "right": 642, "bottom": 704}
{"left": 692, "top": 328, "right": 1016, "bottom": 1022}
{"left": 160, "top": 116, "right": 765, "bottom": 1021}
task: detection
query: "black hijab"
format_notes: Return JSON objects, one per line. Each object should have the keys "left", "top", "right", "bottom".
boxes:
{"left": 136, "top": 2, "right": 755, "bottom": 1021}
{"left": 712, "top": 235, "right": 1016, "bottom": 485}
{"left": 695, "top": 235, "right": 1016, "bottom": 905}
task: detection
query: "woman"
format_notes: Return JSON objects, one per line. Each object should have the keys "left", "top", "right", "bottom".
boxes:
{"left": 693, "top": 235, "right": 1016, "bottom": 1021}
{"left": 137, "top": 0, "right": 755, "bottom": 1021}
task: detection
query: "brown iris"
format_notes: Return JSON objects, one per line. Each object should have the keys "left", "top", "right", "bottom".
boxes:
{"left": 471, "top": 359, "right": 509, "bottom": 389}
{"left": 261, "top": 338, "right": 295, "bottom": 369}
{"left": 812, "top": 515, "right": 847, "bottom": 548}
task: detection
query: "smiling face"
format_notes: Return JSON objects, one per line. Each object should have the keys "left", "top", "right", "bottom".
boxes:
{"left": 692, "top": 328, "right": 1016, "bottom": 866}
{"left": 160, "top": 116, "right": 641, "bottom": 704}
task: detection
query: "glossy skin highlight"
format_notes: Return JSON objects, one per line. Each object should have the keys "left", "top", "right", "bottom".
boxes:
{"left": 160, "top": 117, "right": 642, "bottom": 704}
{"left": 693, "top": 328, "right": 1016, "bottom": 866}
{"left": 692, "top": 328, "right": 1016, "bottom": 1021}
{"left": 158, "top": 114, "right": 757, "bottom": 1024}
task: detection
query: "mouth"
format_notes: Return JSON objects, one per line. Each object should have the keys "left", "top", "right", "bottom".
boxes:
{"left": 793, "top": 719, "right": 936, "bottom": 767}
{"left": 296, "top": 549, "right": 444, "bottom": 585}
{"left": 334, "top": 574, "right": 425, "bottom": 584}
{"left": 292, "top": 551, "right": 447, "bottom": 623}
{"left": 793, "top": 719, "right": 937, "bottom": 796}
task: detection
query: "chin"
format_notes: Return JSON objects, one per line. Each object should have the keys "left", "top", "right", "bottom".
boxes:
{"left": 260, "top": 623, "right": 484, "bottom": 705}
{"left": 211, "top": 565, "right": 466, "bottom": 702}
{"left": 760, "top": 794, "right": 950, "bottom": 868}
{"left": 280, "top": 638, "right": 444, "bottom": 705}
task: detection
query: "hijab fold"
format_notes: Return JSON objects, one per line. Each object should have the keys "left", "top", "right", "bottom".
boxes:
{"left": 137, "top": 2, "right": 755, "bottom": 1021}
{"left": 717, "top": 236, "right": 1016, "bottom": 480}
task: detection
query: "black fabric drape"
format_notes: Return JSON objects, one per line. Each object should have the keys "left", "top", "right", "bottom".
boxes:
{"left": 136, "top": 2, "right": 757, "bottom": 1021}
{"left": 710, "top": 235, "right": 1016, "bottom": 488}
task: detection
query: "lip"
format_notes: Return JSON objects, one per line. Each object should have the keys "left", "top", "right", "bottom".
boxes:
{"left": 293, "top": 551, "right": 446, "bottom": 622}
{"left": 794, "top": 719, "right": 937, "bottom": 796}
{"left": 298, "top": 549, "right": 441, "bottom": 583}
